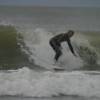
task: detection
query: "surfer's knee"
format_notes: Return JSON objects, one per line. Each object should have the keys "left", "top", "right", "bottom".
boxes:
{"left": 56, "top": 48, "right": 62, "bottom": 55}
{"left": 55, "top": 50, "right": 62, "bottom": 61}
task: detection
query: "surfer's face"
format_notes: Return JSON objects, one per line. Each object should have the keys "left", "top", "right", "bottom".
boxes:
{"left": 67, "top": 31, "right": 74, "bottom": 38}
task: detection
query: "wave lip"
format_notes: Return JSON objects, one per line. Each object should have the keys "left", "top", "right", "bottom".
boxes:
{"left": 0, "top": 67, "right": 100, "bottom": 97}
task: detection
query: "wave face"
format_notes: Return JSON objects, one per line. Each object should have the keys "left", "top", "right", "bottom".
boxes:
{"left": 0, "top": 67, "right": 100, "bottom": 97}
{"left": 0, "top": 25, "right": 31, "bottom": 69}
{"left": 20, "top": 28, "right": 99, "bottom": 70}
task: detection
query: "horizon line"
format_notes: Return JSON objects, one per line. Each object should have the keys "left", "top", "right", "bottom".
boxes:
{"left": 0, "top": 4, "right": 100, "bottom": 8}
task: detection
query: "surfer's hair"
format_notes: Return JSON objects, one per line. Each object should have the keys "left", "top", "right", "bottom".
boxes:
{"left": 66, "top": 30, "right": 74, "bottom": 37}
{"left": 68, "top": 30, "right": 74, "bottom": 34}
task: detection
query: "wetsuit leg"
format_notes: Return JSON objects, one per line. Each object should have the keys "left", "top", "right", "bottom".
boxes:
{"left": 55, "top": 49, "right": 62, "bottom": 61}
{"left": 49, "top": 40, "right": 62, "bottom": 61}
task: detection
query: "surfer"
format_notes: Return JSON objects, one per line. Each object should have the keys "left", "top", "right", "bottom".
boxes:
{"left": 49, "top": 30, "right": 76, "bottom": 62}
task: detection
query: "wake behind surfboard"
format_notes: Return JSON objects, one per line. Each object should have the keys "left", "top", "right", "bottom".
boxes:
{"left": 33, "top": 52, "right": 81, "bottom": 71}
{"left": 52, "top": 61, "right": 67, "bottom": 71}
{"left": 32, "top": 52, "right": 67, "bottom": 71}
{"left": 33, "top": 56, "right": 66, "bottom": 71}
{"left": 40, "top": 60, "right": 67, "bottom": 71}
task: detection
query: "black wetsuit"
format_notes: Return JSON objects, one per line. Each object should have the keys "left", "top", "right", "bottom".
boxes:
{"left": 49, "top": 33, "right": 75, "bottom": 61}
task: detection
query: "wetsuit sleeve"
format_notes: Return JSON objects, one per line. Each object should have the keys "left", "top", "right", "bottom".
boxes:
{"left": 67, "top": 38, "right": 75, "bottom": 55}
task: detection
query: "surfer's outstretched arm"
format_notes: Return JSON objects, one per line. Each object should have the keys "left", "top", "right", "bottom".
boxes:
{"left": 67, "top": 38, "right": 75, "bottom": 56}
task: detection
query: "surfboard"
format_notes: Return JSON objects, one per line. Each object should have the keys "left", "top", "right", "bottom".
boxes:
{"left": 51, "top": 62, "right": 65, "bottom": 71}
{"left": 46, "top": 61, "right": 67, "bottom": 71}
{"left": 37, "top": 60, "right": 66, "bottom": 71}
{"left": 53, "top": 67, "right": 65, "bottom": 71}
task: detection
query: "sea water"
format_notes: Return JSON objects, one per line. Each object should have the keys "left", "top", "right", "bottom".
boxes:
{"left": 0, "top": 6, "right": 100, "bottom": 100}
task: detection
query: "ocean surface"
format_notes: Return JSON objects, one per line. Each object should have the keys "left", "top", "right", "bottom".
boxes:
{"left": 0, "top": 6, "right": 100, "bottom": 100}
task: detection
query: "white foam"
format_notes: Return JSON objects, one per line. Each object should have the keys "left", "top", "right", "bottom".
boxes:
{"left": 21, "top": 28, "right": 84, "bottom": 70}
{"left": 0, "top": 67, "right": 100, "bottom": 97}
{"left": 19, "top": 28, "right": 100, "bottom": 70}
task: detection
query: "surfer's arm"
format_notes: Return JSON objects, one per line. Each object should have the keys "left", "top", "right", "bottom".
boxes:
{"left": 67, "top": 38, "right": 75, "bottom": 56}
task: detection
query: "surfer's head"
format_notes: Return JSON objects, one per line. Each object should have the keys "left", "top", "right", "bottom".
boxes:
{"left": 66, "top": 30, "right": 74, "bottom": 38}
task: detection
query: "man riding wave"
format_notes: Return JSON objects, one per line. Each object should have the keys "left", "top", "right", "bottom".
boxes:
{"left": 49, "top": 30, "right": 76, "bottom": 62}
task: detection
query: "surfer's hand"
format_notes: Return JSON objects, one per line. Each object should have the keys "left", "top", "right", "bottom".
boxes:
{"left": 73, "top": 53, "right": 77, "bottom": 57}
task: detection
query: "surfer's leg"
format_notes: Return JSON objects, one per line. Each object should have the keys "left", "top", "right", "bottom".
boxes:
{"left": 55, "top": 49, "right": 62, "bottom": 61}
{"left": 49, "top": 40, "right": 62, "bottom": 61}
{"left": 49, "top": 40, "right": 58, "bottom": 55}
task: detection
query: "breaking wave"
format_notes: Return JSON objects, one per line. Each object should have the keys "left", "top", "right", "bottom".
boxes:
{"left": 19, "top": 28, "right": 99, "bottom": 70}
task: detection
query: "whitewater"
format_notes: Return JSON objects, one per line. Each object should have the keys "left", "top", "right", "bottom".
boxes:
{"left": 0, "top": 67, "right": 100, "bottom": 98}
